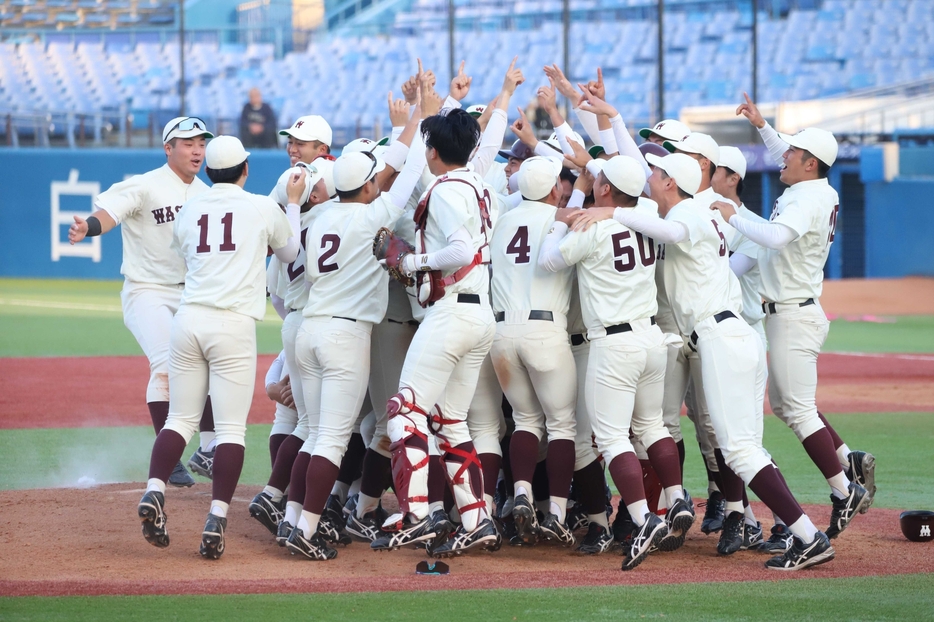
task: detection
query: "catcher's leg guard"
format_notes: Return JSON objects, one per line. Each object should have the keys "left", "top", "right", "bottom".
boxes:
{"left": 435, "top": 417, "right": 487, "bottom": 531}
{"left": 387, "top": 389, "right": 430, "bottom": 520}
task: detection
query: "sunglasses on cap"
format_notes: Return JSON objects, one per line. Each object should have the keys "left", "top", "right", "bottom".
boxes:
{"left": 163, "top": 117, "right": 209, "bottom": 142}
{"left": 359, "top": 150, "right": 379, "bottom": 185}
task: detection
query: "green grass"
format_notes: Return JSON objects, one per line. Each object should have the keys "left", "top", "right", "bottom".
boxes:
{"left": 0, "top": 278, "right": 285, "bottom": 357}
{"left": 2, "top": 575, "right": 933, "bottom": 621}
{"left": 824, "top": 315, "right": 934, "bottom": 353}
{"left": 2, "top": 413, "right": 931, "bottom": 510}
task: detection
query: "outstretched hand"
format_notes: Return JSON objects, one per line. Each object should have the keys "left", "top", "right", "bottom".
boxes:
{"left": 388, "top": 91, "right": 412, "bottom": 127}
{"left": 511, "top": 106, "right": 537, "bottom": 145}
{"left": 710, "top": 200, "right": 737, "bottom": 222}
{"left": 736, "top": 92, "right": 765, "bottom": 129}
{"left": 571, "top": 206, "right": 616, "bottom": 232}
{"left": 449, "top": 60, "right": 472, "bottom": 101}
{"left": 543, "top": 63, "right": 578, "bottom": 101}
{"left": 502, "top": 56, "right": 525, "bottom": 96}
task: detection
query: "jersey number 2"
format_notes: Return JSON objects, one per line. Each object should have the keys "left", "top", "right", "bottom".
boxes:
{"left": 506, "top": 226, "right": 531, "bottom": 264}
{"left": 611, "top": 231, "right": 655, "bottom": 272}
{"left": 195, "top": 213, "right": 236, "bottom": 253}
{"left": 318, "top": 234, "right": 341, "bottom": 273}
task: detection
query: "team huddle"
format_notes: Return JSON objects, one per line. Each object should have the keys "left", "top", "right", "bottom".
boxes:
{"left": 68, "top": 57, "right": 876, "bottom": 573}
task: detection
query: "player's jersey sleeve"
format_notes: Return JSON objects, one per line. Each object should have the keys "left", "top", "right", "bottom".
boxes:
{"left": 260, "top": 197, "right": 293, "bottom": 250}
{"left": 429, "top": 183, "right": 472, "bottom": 239}
{"left": 666, "top": 205, "right": 706, "bottom": 251}
{"left": 95, "top": 175, "right": 148, "bottom": 224}
{"left": 558, "top": 227, "right": 597, "bottom": 267}
{"left": 771, "top": 199, "right": 813, "bottom": 240}
{"left": 364, "top": 195, "right": 406, "bottom": 232}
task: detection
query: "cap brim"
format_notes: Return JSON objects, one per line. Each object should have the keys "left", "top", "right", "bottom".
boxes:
{"left": 662, "top": 140, "right": 680, "bottom": 154}
{"left": 588, "top": 145, "right": 605, "bottom": 158}
{"left": 638, "top": 128, "right": 652, "bottom": 139}
{"left": 644, "top": 152, "right": 665, "bottom": 169}
{"left": 165, "top": 129, "right": 214, "bottom": 143}
{"left": 278, "top": 128, "right": 320, "bottom": 141}
{"left": 498, "top": 150, "right": 517, "bottom": 159}
{"left": 377, "top": 136, "right": 389, "bottom": 146}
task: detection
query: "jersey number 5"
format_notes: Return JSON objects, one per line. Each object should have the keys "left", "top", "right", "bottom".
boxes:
{"left": 611, "top": 231, "right": 655, "bottom": 272}
{"left": 506, "top": 226, "right": 531, "bottom": 264}
{"left": 318, "top": 234, "right": 341, "bottom": 273}
{"left": 710, "top": 220, "right": 727, "bottom": 257}
{"left": 195, "top": 213, "right": 236, "bottom": 253}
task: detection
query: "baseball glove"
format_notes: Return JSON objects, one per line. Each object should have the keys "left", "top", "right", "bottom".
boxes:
{"left": 373, "top": 227, "right": 415, "bottom": 287}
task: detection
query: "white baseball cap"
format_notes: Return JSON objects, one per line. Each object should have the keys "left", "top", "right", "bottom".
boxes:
{"left": 645, "top": 152, "right": 702, "bottom": 196}
{"left": 718, "top": 146, "right": 747, "bottom": 179}
{"left": 544, "top": 129, "right": 585, "bottom": 154}
{"left": 518, "top": 156, "right": 562, "bottom": 201}
{"left": 342, "top": 137, "right": 380, "bottom": 155}
{"left": 312, "top": 157, "right": 336, "bottom": 198}
{"left": 777, "top": 127, "right": 838, "bottom": 167}
{"left": 279, "top": 115, "right": 333, "bottom": 146}
{"left": 664, "top": 132, "right": 720, "bottom": 167}
{"left": 162, "top": 116, "right": 213, "bottom": 144}
{"left": 466, "top": 104, "right": 486, "bottom": 118}
{"left": 333, "top": 151, "right": 385, "bottom": 193}
{"left": 272, "top": 163, "right": 324, "bottom": 206}
{"left": 639, "top": 119, "right": 690, "bottom": 142}
{"left": 600, "top": 155, "right": 647, "bottom": 198}
{"left": 205, "top": 135, "right": 249, "bottom": 170}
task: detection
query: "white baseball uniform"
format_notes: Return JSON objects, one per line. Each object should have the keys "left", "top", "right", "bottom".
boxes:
{"left": 733, "top": 203, "right": 768, "bottom": 346}
{"left": 95, "top": 164, "right": 208, "bottom": 403}
{"left": 265, "top": 350, "right": 298, "bottom": 437}
{"left": 567, "top": 284, "right": 599, "bottom": 471}
{"left": 490, "top": 199, "right": 576, "bottom": 446}
{"left": 163, "top": 182, "right": 292, "bottom": 446}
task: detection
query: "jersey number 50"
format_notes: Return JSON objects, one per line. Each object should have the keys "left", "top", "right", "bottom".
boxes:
{"left": 611, "top": 231, "right": 655, "bottom": 272}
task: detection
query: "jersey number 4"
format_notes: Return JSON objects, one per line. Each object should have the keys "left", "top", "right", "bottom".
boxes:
{"left": 506, "top": 226, "right": 531, "bottom": 264}
{"left": 195, "top": 213, "right": 236, "bottom": 253}
{"left": 611, "top": 231, "right": 655, "bottom": 272}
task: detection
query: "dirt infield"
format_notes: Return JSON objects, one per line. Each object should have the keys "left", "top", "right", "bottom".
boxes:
{"left": 820, "top": 277, "right": 934, "bottom": 316}
{"left": 0, "top": 484, "right": 930, "bottom": 597}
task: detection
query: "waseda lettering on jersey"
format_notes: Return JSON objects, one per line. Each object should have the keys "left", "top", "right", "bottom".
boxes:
{"left": 151, "top": 205, "right": 182, "bottom": 225}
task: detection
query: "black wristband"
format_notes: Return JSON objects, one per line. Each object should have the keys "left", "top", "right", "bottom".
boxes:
{"left": 86, "top": 216, "right": 102, "bottom": 237}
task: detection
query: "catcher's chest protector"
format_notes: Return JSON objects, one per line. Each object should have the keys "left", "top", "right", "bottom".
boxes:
{"left": 412, "top": 175, "right": 492, "bottom": 308}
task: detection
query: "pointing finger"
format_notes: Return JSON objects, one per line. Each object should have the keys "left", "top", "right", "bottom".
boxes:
{"left": 458, "top": 60, "right": 465, "bottom": 76}
{"left": 507, "top": 55, "right": 517, "bottom": 72}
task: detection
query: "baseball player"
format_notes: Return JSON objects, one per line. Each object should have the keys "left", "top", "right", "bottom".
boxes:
{"left": 284, "top": 101, "right": 428, "bottom": 561}
{"left": 574, "top": 152, "right": 835, "bottom": 571}
{"left": 137, "top": 135, "right": 300, "bottom": 559}
{"left": 371, "top": 107, "right": 500, "bottom": 557}
{"left": 489, "top": 156, "right": 579, "bottom": 545}
{"left": 68, "top": 117, "right": 217, "bottom": 487}
{"left": 280, "top": 115, "right": 332, "bottom": 166}
{"left": 711, "top": 94, "right": 874, "bottom": 540}
{"left": 539, "top": 155, "right": 692, "bottom": 571}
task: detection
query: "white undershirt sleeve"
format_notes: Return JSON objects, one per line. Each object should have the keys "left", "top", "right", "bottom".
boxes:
{"left": 442, "top": 96, "right": 462, "bottom": 111}
{"left": 385, "top": 123, "right": 427, "bottom": 209}
{"left": 598, "top": 127, "right": 619, "bottom": 155}
{"left": 402, "top": 226, "right": 474, "bottom": 274}
{"left": 470, "top": 108, "right": 508, "bottom": 178}
{"left": 612, "top": 208, "right": 689, "bottom": 244}
{"left": 728, "top": 214, "right": 797, "bottom": 250}
{"left": 265, "top": 351, "right": 286, "bottom": 388}
{"left": 610, "top": 115, "right": 652, "bottom": 180}
{"left": 269, "top": 293, "right": 288, "bottom": 320}
{"left": 573, "top": 107, "right": 601, "bottom": 145}
{"left": 390, "top": 126, "right": 404, "bottom": 144}
{"left": 538, "top": 221, "right": 571, "bottom": 272}
{"left": 271, "top": 203, "right": 301, "bottom": 262}
{"left": 567, "top": 189, "right": 586, "bottom": 209}
{"left": 758, "top": 122, "right": 790, "bottom": 166}
{"left": 729, "top": 252, "right": 757, "bottom": 277}
{"left": 381, "top": 139, "right": 410, "bottom": 172}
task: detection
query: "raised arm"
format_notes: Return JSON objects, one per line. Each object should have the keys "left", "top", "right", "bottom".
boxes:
{"left": 737, "top": 92, "right": 788, "bottom": 165}
{"left": 472, "top": 57, "right": 524, "bottom": 177}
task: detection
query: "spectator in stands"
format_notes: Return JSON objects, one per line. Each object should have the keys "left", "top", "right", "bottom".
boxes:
{"left": 239, "top": 88, "right": 278, "bottom": 148}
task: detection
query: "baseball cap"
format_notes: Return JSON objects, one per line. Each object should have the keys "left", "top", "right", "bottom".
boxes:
{"left": 639, "top": 119, "right": 690, "bottom": 142}
{"left": 777, "top": 127, "right": 838, "bottom": 167}
{"left": 600, "top": 155, "right": 647, "bottom": 198}
{"left": 205, "top": 135, "right": 249, "bottom": 170}
{"left": 342, "top": 137, "right": 380, "bottom": 155}
{"left": 645, "top": 152, "right": 701, "bottom": 196}
{"left": 272, "top": 162, "right": 324, "bottom": 206}
{"left": 498, "top": 139, "right": 534, "bottom": 161}
{"left": 664, "top": 132, "right": 720, "bottom": 166}
{"left": 279, "top": 115, "right": 333, "bottom": 146}
{"left": 333, "top": 151, "right": 385, "bottom": 193}
{"left": 543, "top": 129, "right": 585, "bottom": 156}
{"left": 312, "top": 157, "right": 336, "bottom": 198}
{"left": 718, "top": 146, "right": 747, "bottom": 179}
{"left": 466, "top": 104, "right": 486, "bottom": 118}
{"left": 518, "top": 156, "right": 562, "bottom": 201}
{"left": 639, "top": 142, "right": 669, "bottom": 161}
{"left": 162, "top": 116, "right": 213, "bottom": 144}
{"left": 589, "top": 145, "right": 606, "bottom": 158}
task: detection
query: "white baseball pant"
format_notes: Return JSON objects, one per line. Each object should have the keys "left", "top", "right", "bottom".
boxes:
{"left": 121, "top": 280, "right": 183, "bottom": 403}
{"left": 466, "top": 353, "right": 506, "bottom": 456}
{"left": 281, "top": 310, "right": 311, "bottom": 442}
{"left": 270, "top": 357, "right": 298, "bottom": 437}
{"left": 368, "top": 319, "right": 418, "bottom": 457}
{"left": 570, "top": 340, "right": 599, "bottom": 471}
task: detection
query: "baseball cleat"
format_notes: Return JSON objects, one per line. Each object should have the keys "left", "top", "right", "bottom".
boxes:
{"left": 657, "top": 496, "right": 695, "bottom": 552}
{"left": 370, "top": 515, "right": 437, "bottom": 551}
{"left": 621, "top": 513, "right": 668, "bottom": 571}
{"left": 716, "top": 511, "right": 745, "bottom": 555}
{"left": 286, "top": 525, "right": 338, "bottom": 560}
{"left": 742, "top": 521, "right": 764, "bottom": 550}
{"left": 765, "top": 531, "right": 835, "bottom": 571}
{"left": 494, "top": 479, "right": 509, "bottom": 519}
{"left": 324, "top": 494, "right": 347, "bottom": 530}
{"left": 249, "top": 491, "right": 284, "bottom": 536}
{"left": 276, "top": 520, "right": 294, "bottom": 547}
{"left": 565, "top": 504, "right": 589, "bottom": 532}
{"left": 826, "top": 481, "right": 870, "bottom": 539}
{"left": 167, "top": 461, "right": 195, "bottom": 488}
{"left": 700, "top": 491, "right": 725, "bottom": 534}
{"left": 342, "top": 493, "right": 358, "bottom": 521}
{"left": 512, "top": 494, "right": 540, "bottom": 545}
{"left": 760, "top": 524, "right": 793, "bottom": 553}
{"left": 846, "top": 450, "right": 876, "bottom": 513}
{"left": 612, "top": 511, "right": 636, "bottom": 547}
{"left": 187, "top": 448, "right": 214, "bottom": 480}
{"left": 430, "top": 518, "right": 499, "bottom": 558}
{"left": 318, "top": 514, "right": 352, "bottom": 546}
{"left": 576, "top": 522, "right": 615, "bottom": 555}
{"left": 424, "top": 509, "right": 455, "bottom": 550}
{"left": 199, "top": 513, "right": 227, "bottom": 560}
{"left": 539, "top": 513, "right": 576, "bottom": 546}
{"left": 345, "top": 511, "right": 383, "bottom": 542}
{"left": 138, "top": 490, "right": 169, "bottom": 548}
